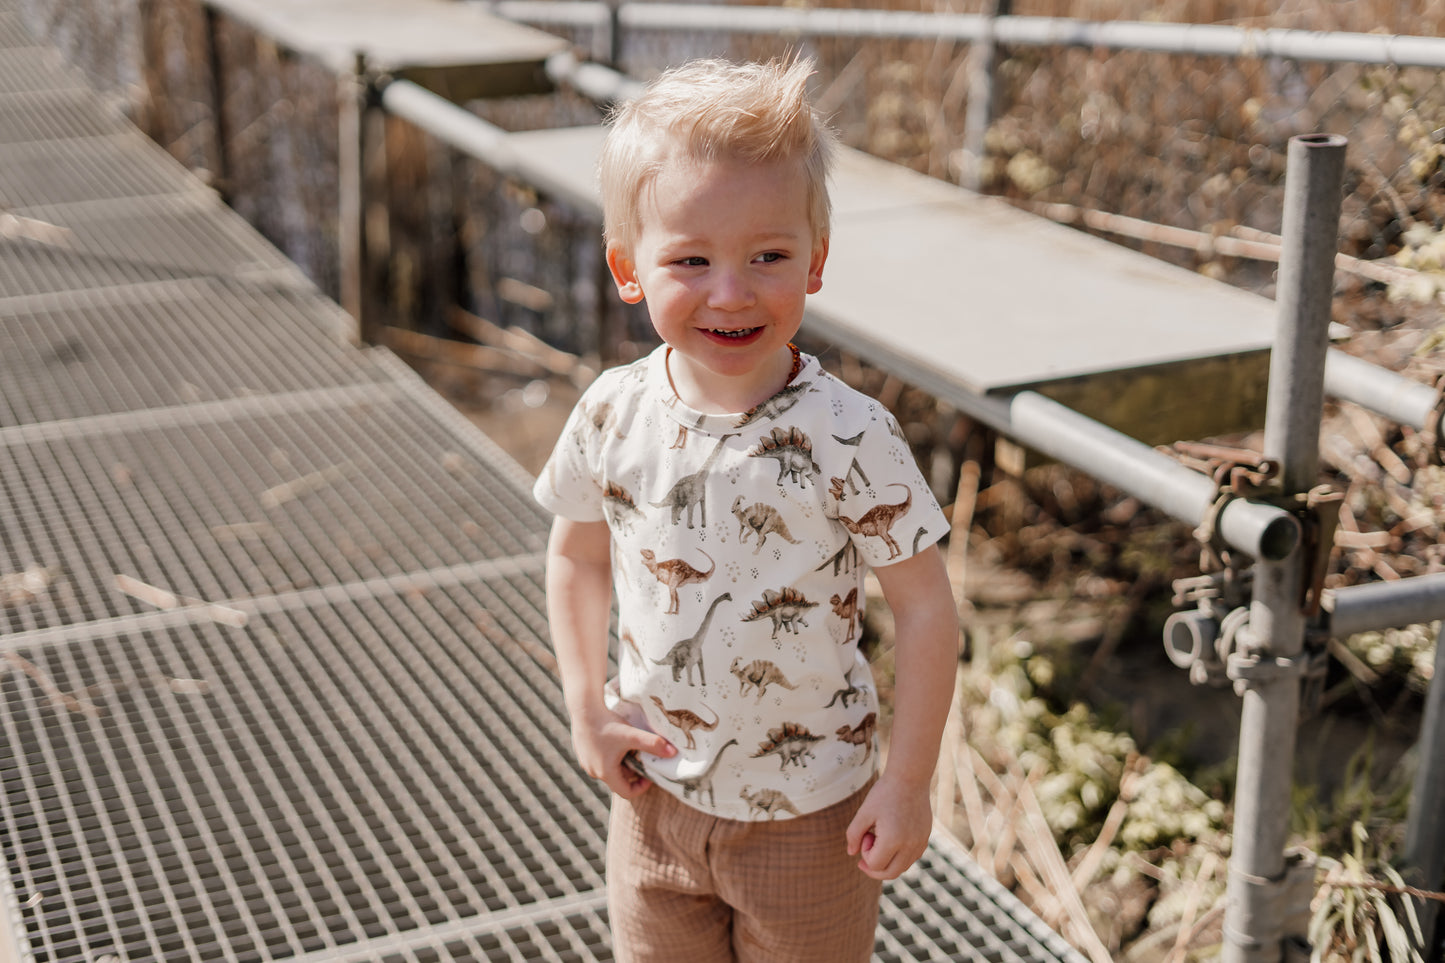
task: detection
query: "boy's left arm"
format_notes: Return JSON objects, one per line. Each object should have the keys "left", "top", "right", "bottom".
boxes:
{"left": 846, "top": 543, "right": 960, "bottom": 881}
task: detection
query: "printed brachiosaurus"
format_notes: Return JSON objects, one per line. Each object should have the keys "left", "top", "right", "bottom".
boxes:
{"left": 651, "top": 739, "right": 738, "bottom": 808}
{"left": 652, "top": 433, "right": 737, "bottom": 529}
{"left": 823, "top": 666, "right": 867, "bottom": 709}
{"left": 640, "top": 548, "right": 714, "bottom": 615}
{"left": 652, "top": 591, "right": 731, "bottom": 686}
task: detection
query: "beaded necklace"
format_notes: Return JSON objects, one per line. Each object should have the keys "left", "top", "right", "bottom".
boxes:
{"left": 784, "top": 341, "right": 802, "bottom": 385}
{"left": 664, "top": 342, "right": 803, "bottom": 405}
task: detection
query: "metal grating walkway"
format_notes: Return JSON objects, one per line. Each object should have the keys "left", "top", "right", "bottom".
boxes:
{"left": 0, "top": 5, "right": 1088, "bottom": 962}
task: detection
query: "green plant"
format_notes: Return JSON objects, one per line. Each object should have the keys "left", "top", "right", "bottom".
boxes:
{"left": 1293, "top": 739, "right": 1426, "bottom": 963}
{"left": 1308, "top": 823, "right": 1425, "bottom": 963}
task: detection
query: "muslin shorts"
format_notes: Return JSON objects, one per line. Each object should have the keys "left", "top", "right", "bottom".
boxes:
{"left": 605, "top": 780, "right": 882, "bottom": 963}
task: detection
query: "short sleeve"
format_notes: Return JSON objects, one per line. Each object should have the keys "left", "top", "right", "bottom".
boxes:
{"left": 830, "top": 405, "right": 949, "bottom": 568}
{"left": 532, "top": 389, "right": 607, "bottom": 522}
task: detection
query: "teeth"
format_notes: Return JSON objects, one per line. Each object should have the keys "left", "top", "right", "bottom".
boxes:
{"left": 712, "top": 328, "right": 756, "bottom": 338}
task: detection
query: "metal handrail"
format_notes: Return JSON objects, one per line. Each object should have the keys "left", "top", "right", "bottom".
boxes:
{"left": 480, "top": 0, "right": 1445, "bottom": 69}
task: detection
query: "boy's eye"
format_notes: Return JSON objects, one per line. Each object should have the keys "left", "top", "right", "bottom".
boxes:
{"left": 675, "top": 256, "right": 708, "bottom": 267}
{"left": 756, "top": 252, "right": 785, "bottom": 264}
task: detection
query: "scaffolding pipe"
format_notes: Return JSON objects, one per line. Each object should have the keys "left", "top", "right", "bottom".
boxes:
{"left": 963, "top": 390, "right": 1300, "bottom": 562}
{"left": 1224, "top": 133, "right": 1347, "bottom": 963}
{"left": 1324, "top": 571, "right": 1445, "bottom": 638}
{"left": 379, "top": 79, "right": 519, "bottom": 170}
{"left": 379, "top": 79, "right": 612, "bottom": 215}
{"left": 483, "top": 1, "right": 1445, "bottom": 70}
{"left": 543, "top": 51, "right": 644, "bottom": 106}
{"left": 1326, "top": 577, "right": 1445, "bottom": 961}
{"left": 1406, "top": 621, "right": 1445, "bottom": 957}
{"left": 1325, "top": 348, "right": 1443, "bottom": 435}
{"left": 338, "top": 53, "right": 369, "bottom": 340}
{"left": 960, "top": 0, "right": 1010, "bottom": 192}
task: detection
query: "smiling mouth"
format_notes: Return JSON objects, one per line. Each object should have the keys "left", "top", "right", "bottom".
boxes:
{"left": 710, "top": 327, "right": 760, "bottom": 339}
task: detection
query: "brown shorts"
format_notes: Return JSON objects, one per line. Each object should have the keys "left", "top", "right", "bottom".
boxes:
{"left": 605, "top": 782, "right": 882, "bottom": 963}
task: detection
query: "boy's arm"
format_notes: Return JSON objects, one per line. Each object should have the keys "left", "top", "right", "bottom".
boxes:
{"left": 846, "top": 542, "right": 959, "bottom": 880}
{"left": 545, "top": 516, "right": 675, "bottom": 798}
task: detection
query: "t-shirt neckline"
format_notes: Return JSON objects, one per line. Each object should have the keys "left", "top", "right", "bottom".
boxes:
{"left": 656, "top": 346, "right": 815, "bottom": 435}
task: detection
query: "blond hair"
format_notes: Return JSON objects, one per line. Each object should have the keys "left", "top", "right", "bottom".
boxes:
{"left": 599, "top": 57, "right": 836, "bottom": 257}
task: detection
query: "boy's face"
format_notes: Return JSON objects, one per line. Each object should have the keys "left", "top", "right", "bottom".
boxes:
{"left": 607, "top": 153, "right": 827, "bottom": 398}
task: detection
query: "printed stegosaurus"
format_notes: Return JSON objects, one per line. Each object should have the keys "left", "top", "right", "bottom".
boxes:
{"left": 748, "top": 426, "right": 820, "bottom": 488}
{"left": 750, "top": 721, "right": 823, "bottom": 770}
{"left": 741, "top": 587, "right": 817, "bottom": 638}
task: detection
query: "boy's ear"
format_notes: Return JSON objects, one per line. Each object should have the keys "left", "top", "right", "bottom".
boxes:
{"left": 806, "top": 237, "right": 829, "bottom": 295}
{"left": 606, "top": 245, "right": 646, "bottom": 304}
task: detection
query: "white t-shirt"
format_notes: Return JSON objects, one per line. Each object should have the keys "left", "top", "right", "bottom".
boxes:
{"left": 535, "top": 346, "right": 948, "bottom": 820}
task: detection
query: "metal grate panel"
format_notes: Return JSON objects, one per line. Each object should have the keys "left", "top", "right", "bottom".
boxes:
{"left": 0, "top": 11, "right": 32, "bottom": 48}
{"left": 3, "top": 581, "right": 1088, "bottom": 963}
{"left": 0, "top": 283, "right": 379, "bottom": 426}
{"left": 0, "top": 194, "right": 309, "bottom": 299}
{"left": 877, "top": 838, "right": 1089, "bottom": 963}
{"left": 0, "top": 134, "right": 203, "bottom": 208}
{"left": 0, "top": 87, "right": 126, "bottom": 143}
{"left": 2, "top": 582, "right": 609, "bottom": 963}
{"left": 0, "top": 394, "right": 551, "bottom": 637}
{"left": 0, "top": 47, "right": 84, "bottom": 93}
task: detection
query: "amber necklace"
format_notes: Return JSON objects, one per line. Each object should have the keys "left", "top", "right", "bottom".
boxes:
{"left": 784, "top": 341, "right": 802, "bottom": 385}
{"left": 664, "top": 342, "right": 803, "bottom": 406}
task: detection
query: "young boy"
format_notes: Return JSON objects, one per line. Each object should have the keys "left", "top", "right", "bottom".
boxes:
{"left": 534, "top": 58, "right": 960, "bottom": 962}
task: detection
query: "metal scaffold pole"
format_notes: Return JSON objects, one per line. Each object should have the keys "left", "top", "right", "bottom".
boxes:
{"left": 1223, "top": 133, "right": 1347, "bottom": 963}
{"left": 1405, "top": 618, "right": 1445, "bottom": 955}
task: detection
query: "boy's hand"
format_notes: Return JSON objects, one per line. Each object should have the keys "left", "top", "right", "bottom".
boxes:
{"left": 850, "top": 544, "right": 958, "bottom": 881}
{"left": 571, "top": 703, "right": 676, "bottom": 799}
{"left": 845, "top": 774, "right": 933, "bottom": 880}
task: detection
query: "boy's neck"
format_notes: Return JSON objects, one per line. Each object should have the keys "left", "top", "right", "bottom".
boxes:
{"left": 664, "top": 343, "right": 801, "bottom": 415}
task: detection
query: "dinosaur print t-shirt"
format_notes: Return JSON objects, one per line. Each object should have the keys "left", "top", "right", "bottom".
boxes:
{"left": 534, "top": 346, "right": 948, "bottom": 821}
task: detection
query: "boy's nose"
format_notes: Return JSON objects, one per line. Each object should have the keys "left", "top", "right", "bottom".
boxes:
{"left": 707, "top": 269, "right": 754, "bottom": 310}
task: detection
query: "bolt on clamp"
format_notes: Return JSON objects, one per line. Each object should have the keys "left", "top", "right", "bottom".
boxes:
{"left": 1225, "top": 644, "right": 1331, "bottom": 713}
{"left": 1164, "top": 602, "right": 1330, "bottom": 712}
{"left": 1169, "top": 441, "right": 1279, "bottom": 573}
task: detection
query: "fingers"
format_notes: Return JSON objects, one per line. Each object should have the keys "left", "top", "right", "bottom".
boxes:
{"left": 855, "top": 834, "right": 924, "bottom": 881}
{"left": 845, "top": 808, "right": 873, "bottom": 856}
{"left": 848, "top": 804, "right": 922, "bottom": 880}
{"left": 573, "top": 714, "right": 675, "bottom": 790}
{"left": 609, "top": 764, "right": 653, "bottom": 800}
{"left": 846, "top": 811, "right": 895, "bottom": 878}
{"left": 591, "top": 735, "right": 675, "bottom": 800}
{"left": 860, "top": 828, "right": 932, "bottom": 880}
{"left": 634, "top": 731, "right": 677, "bottom": 760}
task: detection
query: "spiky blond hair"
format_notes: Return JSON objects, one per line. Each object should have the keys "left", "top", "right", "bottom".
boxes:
{"left": 599, "top": 57, "right": 836, "bottom": 258}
